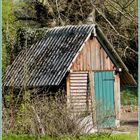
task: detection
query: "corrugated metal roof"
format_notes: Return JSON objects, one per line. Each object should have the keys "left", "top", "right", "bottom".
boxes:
{"left": 3, "top": 24, "right": 136, "bottom": 87}
{"left": 3, "top": 25, "right": 96, "bottom": 87}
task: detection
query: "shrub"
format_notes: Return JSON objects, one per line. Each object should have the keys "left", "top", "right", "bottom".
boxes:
{"left": 3, "top": 90, "right": 90, "bottom": 137}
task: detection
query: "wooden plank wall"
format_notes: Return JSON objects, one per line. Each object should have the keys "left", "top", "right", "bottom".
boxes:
{"left": 70, "top": 37, "right": 115, "bottom": 71}
{"left": 68, "top": 37, "right": 120, "bottom": 121}
{"left": 68, "top": 72, "right": 91, "bottom": 113}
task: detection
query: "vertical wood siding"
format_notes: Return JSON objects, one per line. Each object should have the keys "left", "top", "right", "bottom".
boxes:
{"left": 70, "top": 38, "right": 115, "bottom": 71}
{"left": 67, "top": 37, "right": 120, "bottom": 126}
{"left": 68, "top": 72, "right": 91, "bottom": 113}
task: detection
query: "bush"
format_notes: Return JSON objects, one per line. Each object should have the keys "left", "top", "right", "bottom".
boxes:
{"left": 3, "top": 88, "right": 117, "bottom": 137}
{"left": 121, "top": 88, "right": 138, "bottom": 106}
{"left": 3, "top": 90, "right": 90, "bottom": 137}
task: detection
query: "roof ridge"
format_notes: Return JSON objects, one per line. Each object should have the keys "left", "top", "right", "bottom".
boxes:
{"left": 47, "top": 24, "right": 96, "bottom": 32}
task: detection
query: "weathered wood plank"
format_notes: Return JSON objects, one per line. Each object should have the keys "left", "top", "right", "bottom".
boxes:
{"left": 70, "top": 89, "right": 87, "bottom": 93}
{"left": 114, "top": 73, "right": 120, "bottom": 123}
{"left": 70, "top": 100, "right": 87, "bottom": 103}
{"left": 70, "top": 37, "right": 115, "bottom": 71}
{"left": 100, "top": 47, "right": 104, "bottom": 70}
{"left": 96, "top": 40, "right": 100, "bottom": 70}
{"left": 71, "top": 102, "right": 89, "bottom": 106}
{"left": 70, "top": 86, "right": 87, "bottom": 90}
{"left": 67, "top": 74, "right": 70, "bottom": 108}
{"left": 70, "top": 83, "right": 87, "bottom": 86}
{"left": 70, "top": 74, "right": 88, "bottom": 77}
{"left": 89, "top": 71, "right": 96, "bottom": 126}
{"left": 70, "top": 77, "right": 87, "bottom": 80}
{"left": 70, "top": 94, "right": 87, "bottom": 97}
{"left": 70, "top": 96, "right": 87, "bottom": 99}
{"left": 70, "top": 80, "right": 88, "bottom": 83}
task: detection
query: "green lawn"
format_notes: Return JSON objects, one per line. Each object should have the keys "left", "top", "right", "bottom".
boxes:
{"left": 3, "top": 134, "right": 138, "bottom": 140}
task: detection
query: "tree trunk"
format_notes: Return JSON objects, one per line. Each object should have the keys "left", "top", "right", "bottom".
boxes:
{"left": 86, "top": 9, "right": 96, "bottom": 24}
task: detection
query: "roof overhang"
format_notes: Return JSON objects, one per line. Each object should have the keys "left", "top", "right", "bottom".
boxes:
{"left": 95, "top": 25, "right": 137, "bottom": 87}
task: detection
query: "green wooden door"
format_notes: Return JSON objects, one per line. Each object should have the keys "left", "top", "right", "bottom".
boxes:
{"left": 94, "top": 71, "right": 115, "bottom": 128}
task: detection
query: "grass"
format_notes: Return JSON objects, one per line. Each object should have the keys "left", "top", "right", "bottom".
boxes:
{"left": 3, "top": 133, "right": 138, "bottom": 140}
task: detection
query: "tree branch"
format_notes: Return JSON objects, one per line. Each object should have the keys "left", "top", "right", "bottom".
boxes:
{"left": 31, "top": 105, "right": 45, "bottom": 135}
{"left": 107, "top": 0, "right": 134, "bottom": 22}
{"left": 55, "top": 0, "right": 64, "bottom": 25}
{"left": 90, "top": 2, "right": 129, "bottom": 40}
{"left": 124, "top": 46, "right": 138, "bottom": 57}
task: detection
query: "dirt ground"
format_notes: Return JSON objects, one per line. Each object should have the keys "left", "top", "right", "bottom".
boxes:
{"left": 117, "top": 106, "right": 138, "bottom": 132}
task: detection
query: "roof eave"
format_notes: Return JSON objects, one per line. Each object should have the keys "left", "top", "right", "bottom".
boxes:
{"left": 95, "top": 25, "right": 137, "bottom": 86}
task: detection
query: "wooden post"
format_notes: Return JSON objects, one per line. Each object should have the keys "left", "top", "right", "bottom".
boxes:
{"left": 89, "top": 71, "right": 96, "bottom": 127}
{"left": 114, "top": 73, "right": 120, "bottom": 127}
{"left": 66, "top": 74, "right": 70, "bottom": 109}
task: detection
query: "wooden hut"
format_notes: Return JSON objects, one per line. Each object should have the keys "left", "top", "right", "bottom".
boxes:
{"left": 4, "top": 25, "right": 136, "bottom": 128}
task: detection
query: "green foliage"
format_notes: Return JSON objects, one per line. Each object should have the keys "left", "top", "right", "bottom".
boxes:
{"left": 2, "top": 0, "right": 138, "bottom": 80}
{"left": 3, "top": 91, "right": 87, "bottom": 136}
{"left": 2, "top": 133, "right": 138, "bottom": 140}
{"left": 15, "top": 28, "right": 48, "bottom": 53}
{"left": 2, "top": 0, "right": 14, "bottom": 71}
{"left": 2, "top": 0, "right": 23, "bottom": 71}
{"left": 121, "top": 88, "right": 138, "bottom": 105}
